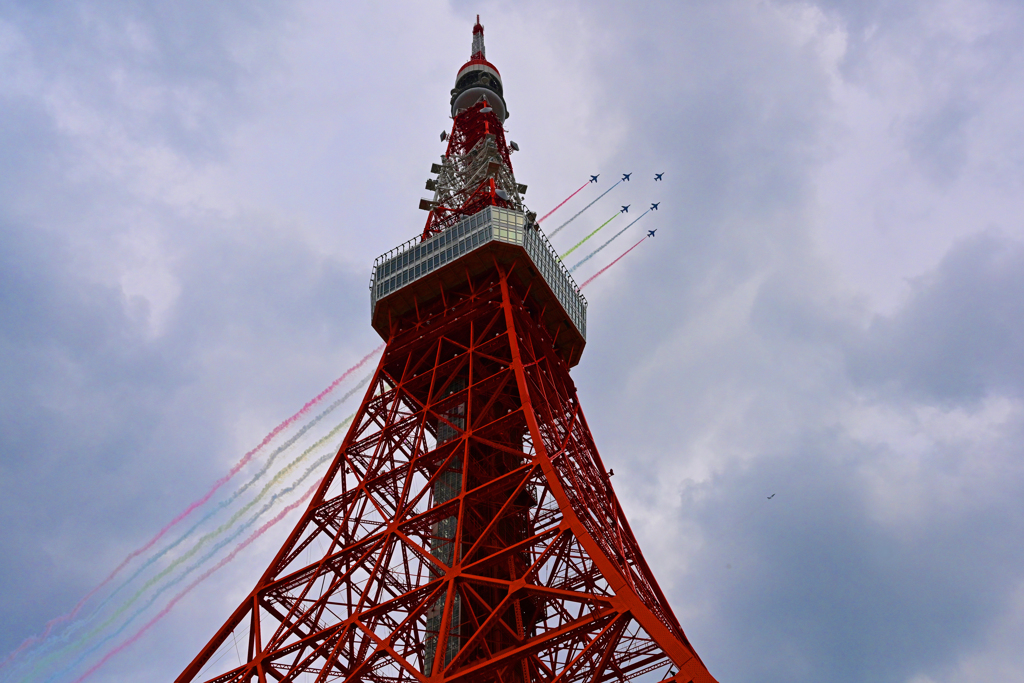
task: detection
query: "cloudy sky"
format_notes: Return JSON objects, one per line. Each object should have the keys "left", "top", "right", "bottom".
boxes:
{"left": 2, "top": 1, "right": 1023, "bottom": 681}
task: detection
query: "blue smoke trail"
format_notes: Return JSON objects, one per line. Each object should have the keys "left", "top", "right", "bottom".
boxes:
{"left": 546, "top": 180, "right": 622, "bottom": 238}
{"left": 569, "top": 209, "right": 651, "bottom": 273}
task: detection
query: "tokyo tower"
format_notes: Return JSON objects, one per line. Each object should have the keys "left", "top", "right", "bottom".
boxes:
{"left": 176, "top": 17, "right": 717, "bottom": 683}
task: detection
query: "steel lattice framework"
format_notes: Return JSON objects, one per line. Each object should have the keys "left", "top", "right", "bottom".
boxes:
{"left": 177, "top": 17, "right": 717, "bottom": 683}
{"left": 177, "top": 264, "right": 715, "bottom": 683}
{"left": 423, "top": 102, "right": 525, "bottom": 239}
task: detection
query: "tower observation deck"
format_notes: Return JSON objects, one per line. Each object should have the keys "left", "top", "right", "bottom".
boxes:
{"left": 177, "top": 17, "right": 717, "bottom": 683}
{"left": 371, "top": 205, "right": 587, "bottom": 366}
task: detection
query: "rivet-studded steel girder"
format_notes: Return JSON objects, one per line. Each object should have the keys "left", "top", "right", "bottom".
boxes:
{"left": 176, "top": 259, "right": 717, "bottom": 683}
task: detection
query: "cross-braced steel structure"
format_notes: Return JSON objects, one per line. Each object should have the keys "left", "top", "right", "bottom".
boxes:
{"left": 177, "top": 17, "right": 716, "bottom": 683}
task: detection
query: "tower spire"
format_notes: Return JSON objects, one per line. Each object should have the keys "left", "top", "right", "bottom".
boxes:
{"left": 422, "top": 15, "right": 521, "bottom": 238}
{"left": 471, "top": 14, "right": 485, "bottom": 59}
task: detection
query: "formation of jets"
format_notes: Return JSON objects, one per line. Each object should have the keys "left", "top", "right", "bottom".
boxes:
{"left": 582, "top": 172, "right": 663, "bottom": 237}
{"left": 587, "top": 172, "right": 661, "bottom": 182}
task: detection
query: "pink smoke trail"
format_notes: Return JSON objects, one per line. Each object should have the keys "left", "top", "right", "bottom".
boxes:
{"left": 580, "top": 237, "right": 648, "bottom": 289}
{"left": 537, "top": 181, "right": 589, "bottom": 225}
{"left": 69, "top": 479, "right": 321, "bottom": 683}
{"left": 2, "top": 343, "right": 382, "bottom": 669}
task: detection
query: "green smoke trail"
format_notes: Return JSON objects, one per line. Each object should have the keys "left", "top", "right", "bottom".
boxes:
{"left": 569, "top": 209, "right": 651, "bottom": 274}
{"left": 560, "top": 212, "right": 620, "bottom": 259}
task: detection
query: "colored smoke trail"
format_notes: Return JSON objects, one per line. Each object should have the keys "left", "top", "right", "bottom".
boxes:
{"left": 89, "top": 414, "right": 357, "bottom": 640}
{"left": 547, "top": 180, "right": 621, "bottom": 238}
{"left": 2, "top": 345, "right": 381, "bottom": 671}
{"left": 19, "top": 373, "right": 371, "bottom": 672}
{"left": 537, "top": 181, "right": 589, "bottom": 225}
{"left": 580, "top": 237, "right": 648, "bottom": 289}
{"left": 72, "top": 376, "right": 368, "bottom": 632}
{"left": 27, "top": 412, "right": 356, "bottom": 683}
{"left": 39, "top": 440, "right": 342, "bottom": 683}
{"left": 569, "top": 209, "right": 650, "bottom": 274}
{"left": 1, "top": 347, "right": 380, "bottom": 671}
{"left": 68, "top": 481, "right": 321, "bottom": 683}
{"left": 560, "top": 212, "right": 619, "bottom": 259}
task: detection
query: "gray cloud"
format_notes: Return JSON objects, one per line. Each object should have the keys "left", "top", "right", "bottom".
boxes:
{"left": 850, "top": 232, "right": 1024, "bottom": 402}
{"left": 2, "top": 1, "right": 1024, "bottom": 682}
{"left": 686, "top": 423, "right": 1024, "bottom": 683}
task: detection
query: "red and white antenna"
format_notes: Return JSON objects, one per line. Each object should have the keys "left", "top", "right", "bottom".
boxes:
{"left": 471, "top": 14, "right": 485, "bottom": 59}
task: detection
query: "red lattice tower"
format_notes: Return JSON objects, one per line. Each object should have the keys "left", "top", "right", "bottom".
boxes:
{"left": 177, "top": 17, "right": 717, "bottom": 683}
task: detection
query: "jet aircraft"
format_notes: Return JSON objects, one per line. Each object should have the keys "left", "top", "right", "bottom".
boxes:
{"left": 767, "top": 494, "right": 776, "bottom": 499}
{"left": 622, "top": 172, "right": 632, "bottom": 181}
{"left": 590, "top": 174, "right": 599, "bottom": 183}
{"left": 654, "top": 173, "right": 663, "bottom": 181}
{"left": 621, "top": 205, "right": 630, "bottom": 213}
{"left": 647, "top": 229, "right": 657, "bottom": 237}
{"left": 650, "top": 202, "right": 660, "bottom": 211}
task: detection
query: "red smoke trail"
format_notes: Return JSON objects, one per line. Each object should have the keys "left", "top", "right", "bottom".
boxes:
{"left": 537, "top": 181, "right": 589, "bottom": 224}
{"left": 580, "top": 237, "right": 648, "bottom": 289}
{"left": 69, "top": 480, "right": 321, "bottom": 683}
{"left": 1, "top": 344, "right": 382, "bottom": 669}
